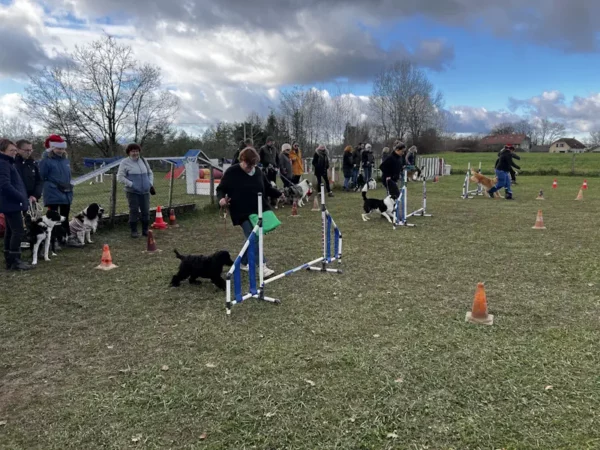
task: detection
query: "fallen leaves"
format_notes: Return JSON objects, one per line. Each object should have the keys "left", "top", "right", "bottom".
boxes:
{"left": 131, "top": 434, "right": 142, "bottom": 443}
{"left": 395, "top": 378, "right": 404, "bottom": 384}
{"left": 161, "top": 365, "right": 169, "bottom": 371}
{"left": 0, "top": 420, "right": 7, "bottom": 426}
{"left": 265, "top": 412, "right": 276, "bottom": 418}
{"left": 199, "top": 433, "right": 207, "bottom": 440}
{"left": 545, "top": 385, "right": 553, "bottom": 391}
{"left": 205, "top": 363, "right": 217, "bottom": 368}
{"left": 304, "top": 379, "right": 316, "bottom": 387}
{"left": 387, "top": 432, "right": 399, "bottom": 439}
{"left": 373, "top": 334, "right": 380, "bottom": 338}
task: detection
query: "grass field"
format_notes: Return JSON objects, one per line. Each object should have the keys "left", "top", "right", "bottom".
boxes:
{"left": 2, "top": 174, "right": 600, "bottom": 449}
{"left": 430, "top": 151, "right": 600, "bottom": 176}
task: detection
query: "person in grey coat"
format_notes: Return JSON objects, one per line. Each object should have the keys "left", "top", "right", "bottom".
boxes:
{"left": 116, "top": 143, "right": 155, "bottom": 238}
{"left": 279, "top": 143, "right": 293, "bottom": 187}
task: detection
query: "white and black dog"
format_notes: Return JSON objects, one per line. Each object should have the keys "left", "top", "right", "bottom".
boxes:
{"left": 27, "top": 209, "right": 66, "bottom": 265}
{"left": 361, "top": 180, "right": 400, "bottom": 223}
{"left": 67, "top": 203, "right": 104, "bottom": 247}
{"left": 283, "top": 179, "right": 313, "bottom": 207}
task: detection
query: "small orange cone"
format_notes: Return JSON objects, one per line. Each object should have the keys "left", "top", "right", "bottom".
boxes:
{"left": 532, "top": 210, "right": 546, "bottom": 229}
{"left": 575, "top": 189, "right": 583, "bottom": 201}
{"left": 168, "top": 209, "right": 179, "bottom": 227}
{"left": 311, "top": 196, "right": 319, "bottom": 211}
{"left": 433, "top": 176, "right": 439, "bottom": 183}
{"left": 143, "top": 230, "right": 161, "bottom": 254}
{"left": 582, "top": 179, "right": 588, "bottom": 190}
{"left": 465, "top": 282, "right": 493, "bottom": 325}
{"left": 151, "top": 206, "right": 168, "bottom": 229}
{"left": 552, "top": 179, "right": 557, "bottom": 189}
{"left": 95, "top": 244, "right": 117, "bottom": 270}
{"left": 536, "top": 189, "right": 545, "bottom": 200}
{"left": 290, "top": 200, "right": 299, "bottom": 217}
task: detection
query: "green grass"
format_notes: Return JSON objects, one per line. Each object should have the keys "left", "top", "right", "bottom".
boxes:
{"left": 430, "top": 151, "right": 600, "bottom": 176}
{"left": 2, "top": 175, "right": 600, "bottom": 449}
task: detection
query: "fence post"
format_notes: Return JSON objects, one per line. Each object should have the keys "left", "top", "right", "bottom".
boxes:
{"left": 209, "top": 167, "right": 215, "bottom": 205}
{"left": 168, "top": 163, "right": 175, "bottom": 209}
{"left": 571, "top": 153, "right": 576, "bottom": 175}
{"left": 110, "top": 169, "right": 117, "bottom": 227}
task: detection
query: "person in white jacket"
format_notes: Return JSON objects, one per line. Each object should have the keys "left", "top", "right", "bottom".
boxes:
{"left": 116, "top": 143, "right": 154, "bottom": 238}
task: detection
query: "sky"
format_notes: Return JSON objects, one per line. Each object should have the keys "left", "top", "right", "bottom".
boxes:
{"left": 1, "top": 0, "right": 600, "bottom": 140}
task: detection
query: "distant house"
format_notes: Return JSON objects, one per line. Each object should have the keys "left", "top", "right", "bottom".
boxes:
{"left": 530, "top": 145, "right": 551, "bottom": 153}
{"left": 587, "top": 145, "right": 600, "bottom": 152}
{"left": 549, "top": 138, "right": 586, "bottom": 153}
{"left": 480, "top": 134, "right": 532, "bottom": 151}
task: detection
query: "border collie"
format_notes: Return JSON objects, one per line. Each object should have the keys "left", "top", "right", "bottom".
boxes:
{"left": 67, "top": 203, "right": 104, "bottom": 246}
{"left": 283, "top": 179, "right": 313, "bottom": 207}
{"left": 27, "top": 209, "right": 66, "bottom": 265}
{"left": 361, "top": 180, "right": 400, "bottom": 223}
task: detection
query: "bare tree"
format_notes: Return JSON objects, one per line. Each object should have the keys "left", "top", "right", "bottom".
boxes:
{"left": 0, "top": 113, "right": 35, "bottom": 140}
{"left": 130, "top": 79, "right": 179, "bottom": 146}
{"left": 511, "top": 119, "right": 534, "bottom": 137}
{"left": 490, "top": 122, "right": 516, "bottom": 135}
{"left": 532, "top": 118, "right": 566, "bottom": 145}
{"left": 588, "top": 129, "right": 600, "bottom": 147}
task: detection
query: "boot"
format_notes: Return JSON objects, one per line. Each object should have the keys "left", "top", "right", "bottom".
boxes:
{"left": 505, "top": 192, "right": 513, "bottom": 200}
{"left": 130, "top": 222, "right": 139, "bottom": 238}
{"left": 8, "top": 252, "right": 33, "bottom": 271}
{"left": 141, "top": 220, "right": 149, "bottom": 237}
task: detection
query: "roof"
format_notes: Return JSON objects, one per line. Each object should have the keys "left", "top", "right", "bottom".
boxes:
{"left": 551, "top": 138, "right": 586, "bottom": 149}
{"left": 480, "top": 134, "right": 529, "bottom": 145}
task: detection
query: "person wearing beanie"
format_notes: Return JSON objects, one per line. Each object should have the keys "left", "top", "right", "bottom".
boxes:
{"left": 38, "top": 134, "right": 73, "bottom": 238}
{"left": 289, "top": 142, "right": 304, "bottom": 184}
{"left": 279, "top": 143, "right": 293, "bottom": 187}
{"left": 0, "top": 138, "right": 33, "bottom": 270}
{"left": 259, "top": 136, "right": 279, "bottom": 185}
{"left": 116, "top": 143, "right": 155, "bottom": 238}
{"left": 342, "top": 145, "right": 354, "bottom": 191}
{"left": 361, "top": 143, "right": 375, "bottom": 182}
{"left": 312, "top": 144, "right": 333, "bottom": 197}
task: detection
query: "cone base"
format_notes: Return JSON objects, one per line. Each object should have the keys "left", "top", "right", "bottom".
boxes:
{"left": 532, "top": 225, "right": 546, "bottom": 229}
{"left": 290, "top": 215, "right": 300, "bottom": 217}
{"left": 465, "top": 311, "right": 494, "bottom": 325}
{"left": 151, "top": 223, "right": 168, "bottom": 229}
{"left": 96, "top": 263, "right": 118, "bottom": 270}
{"left": 536, "top": 197, "right": 545, "bottom": 200}
{"left": 143, "top": 249, "right": 162, "bottom": 254}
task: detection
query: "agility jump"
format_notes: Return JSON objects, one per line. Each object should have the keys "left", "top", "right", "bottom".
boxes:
{"left": 394, "top": 169, "right": 432, "bottom": 228}
{"left": 462, "top": 162, "right": 484, "bottom": 199}
{"left": 225, "top": 185, "right": 342, "bottom": 315}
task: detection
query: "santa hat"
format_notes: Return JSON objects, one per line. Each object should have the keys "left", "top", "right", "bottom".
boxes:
{"left": 44, "top": 134, "right": 67, "bottom": 150}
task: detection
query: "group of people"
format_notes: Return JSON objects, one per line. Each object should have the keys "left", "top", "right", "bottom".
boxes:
{"left": 0, "top": 133, "right": 157, "bottom": 271}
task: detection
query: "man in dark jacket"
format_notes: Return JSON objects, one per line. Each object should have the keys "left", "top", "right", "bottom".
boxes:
{"left": 15, "top": 139, "right": 42, "bottom": 202}
{"left": 489, "top": 145, "right": 520, "bottom": 199}
{"left": 380, "top": 143, "right": 406, "bottom": 190}
{"left": 351, "top": 143, "right": 362, "bottom": 187}
{"left": 259, "top": 136, "right": 279, "bottom": 184}
{"left": 497, "top": 145, "right": 520, "bottom": 184}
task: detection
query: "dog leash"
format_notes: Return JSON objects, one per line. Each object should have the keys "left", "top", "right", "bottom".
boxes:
{"left": 220, "top": 195, "right": 229, "bottom": 232}
{"left": 28, "top": 199, "right": 43, "bottom": 221}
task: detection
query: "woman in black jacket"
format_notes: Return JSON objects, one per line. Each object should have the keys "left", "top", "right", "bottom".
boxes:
{"left": 0, "top": 139, "right": 33, "bottom": 270}
{"left": 217, "top": 147, "right": 283, "bottom": 278}
{"left": 342, "top": 145, "right": 354, "bottom": 191}
{"left": 380, "top": 143, "right": 406, "bottom": 190}
{"left": 312, "top": 144, "right": 334, "bottom": 197}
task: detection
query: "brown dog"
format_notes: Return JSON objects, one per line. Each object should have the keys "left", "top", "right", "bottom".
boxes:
{"left": 470, "top": 170, "right": 502, "bottom": 198}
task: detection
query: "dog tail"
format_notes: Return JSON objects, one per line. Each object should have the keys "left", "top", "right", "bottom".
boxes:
{"left": 173, "top": 249, "right": 183, "bottom": 259}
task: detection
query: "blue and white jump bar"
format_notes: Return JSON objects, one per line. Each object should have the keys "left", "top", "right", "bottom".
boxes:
{"left": 394, "top": 169, "right": 432, "bottom": 228}
{"left": 225, "top": 185, "right": 342, "bottom": 315}
{"left": 462, "top": 161, "right": 484, "bottom": 199}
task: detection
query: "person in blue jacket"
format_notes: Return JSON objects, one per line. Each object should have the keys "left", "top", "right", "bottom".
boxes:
{"left": 39, "top": 134, "right": 73, "bottom": 237}
{"left": 0, "top": 138, "right": 33, "bottom": 270}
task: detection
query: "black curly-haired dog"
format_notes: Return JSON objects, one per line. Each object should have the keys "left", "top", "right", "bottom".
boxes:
{"left": 170, "top": 249, "right": 234, "bottom": 290}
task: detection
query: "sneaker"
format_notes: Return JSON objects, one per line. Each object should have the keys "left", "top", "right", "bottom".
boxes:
{"left": 328, "top": 192, "right": 334, "bottom": 197}
{"left": 487, "top": 190, "right": 494, "bottom": 198}
{"left": 263, "top": 265, "right": 275, "bottom": 277}
{"left": 240, "top": 264, "right": 249, "bottom": 272}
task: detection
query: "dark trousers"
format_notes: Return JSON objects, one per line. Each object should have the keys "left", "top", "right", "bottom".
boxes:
{"left": 3, "top": 212, "right": 25, "bottom": 254}
{"left": 316, "top": 173, "right": 331, "bottom": 193}
{"left": 281, "top": 176, "right": 293, "bottom": 188}
{"left": 292, "top": 175, "right": 301, "bottom": 184}
{"left": 46, "top": 204, "right": 71, "bottom": 235}
{"left": 509, "top": 168, "right": 516, "bottom": 182}
{"left": 126, "top": 192, "right": 150, "bottom": 224}
{"left": 266, "top": 168, "right": 277, "bottom": 184}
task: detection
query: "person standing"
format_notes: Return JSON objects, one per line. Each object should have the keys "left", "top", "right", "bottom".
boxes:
{"left": 289, "top": 142, "right": 304, "bottom": 184}
{"left": 39, "top": 134, "right": 72, "bottom": 237}
{"left": 351, "top": 143, "right": 362, "bottom": 187}
{"left": 489, "top": 145, "right": 519, "bottom": 200}
{"left": 279, "top": 144, "right": 294, "bottom": 187}
{"left": 14, "top": 140, "right": 42, "bottom": 203}
{"left": 380, "top": 143, "right": 406, "bottom": 190}
{"left": 361, "top": 143, "right": 375, "bottom": 181}
{"left": 342, "top": 145, "right": 354, "bottom": 191}
{"left": 0, "top": 138, "right": 32, "bottom": 270}
{"left": 312, "top": 144, "right": 334, "bottom": 197}
{"left": 217, "top": 147, "right": 283, "bottom": 277}
{"left": 116, "top": 143, "right": 155, "bottom": 238}
{"left": 259, "top": 136, "right": 279, "bottom": 185}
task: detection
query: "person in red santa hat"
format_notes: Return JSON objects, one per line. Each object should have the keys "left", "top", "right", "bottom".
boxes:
{"left": 39, "top": 134, "right": 73, "bottom": 238}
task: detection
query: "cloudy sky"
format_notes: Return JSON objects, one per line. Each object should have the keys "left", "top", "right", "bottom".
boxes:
{"left": 1, "top": 0, "right": 600, "bottom": 138}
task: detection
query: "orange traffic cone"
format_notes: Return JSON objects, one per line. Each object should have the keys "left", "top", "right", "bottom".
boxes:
{"left": 311, "top": 196, "right": 319, "bottom": 211}
{"left": 532, "top": 210, "right": 546, "bottom": 229}
{"left": 143, "top": 230, "right": 161, "bottom": 253}
{"left": 552, "top": 179, "right": 557, "bottom": 189}
{"left": 575, "top": 189, "right": 583, "bottom": 200}
{"left": 465, "top": 282, "right": 493, "bottom": 325}
{"left": 95, "top": 244, "right": 117, "bottom": 270}
{"left": 169, "top": 209, "right": 179, "bottom": 227}
{"left": 433, "top": 176, "right": 439, "bottom": 183}
{"left": 290, "top": 200, "right": 299, "bottom": 217}
{"left": 152, "top": 206, "right": 168, "bottom": 229}
{"left": 582, "top": 179, "right": 588, "bottom": 190}
{"left": 536, "top": 189, "right": 545, "bottom": 200}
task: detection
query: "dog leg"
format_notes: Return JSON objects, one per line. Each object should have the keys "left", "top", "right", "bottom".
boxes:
{"left": 170, "top": 275, "right": 182, "bottom": 287}
{"left": 44, "top": 231, "right": 52, "bottom": 261}
{"left": 189, "top": 276, "right": 202, "bottom": 285}
{"left": 32, "top": 236, "right": 43, "bottom": 265}
{"left": 212, "top": 276, "right": 227, "bottom": 291}
{"left": 382, "top": 213, "right": 393, "bottom": 224}
{"left": 86, "top": 230, "right": 93, "bottom": 244}
{"left": 362, "top": 213, "right": 370, "bottom": 221}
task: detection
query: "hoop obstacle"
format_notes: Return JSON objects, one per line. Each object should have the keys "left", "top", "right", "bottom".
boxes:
{"left": 462, "top": 162, "right": 484, "bottom": 199}
{"left": 394, "top": 169, "right": 432, "bottom": 228}
{"left": 225, "top": 185, "right": 342, "bottom": 315}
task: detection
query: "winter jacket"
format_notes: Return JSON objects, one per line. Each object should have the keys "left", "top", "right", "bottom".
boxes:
{"left": 380, "top": 151, "right": 404, "bottom": 184}
{"left": 342, "top": 151, "right": 353, "bottom": 178}
{"left": 351, "top": 148, "right": 361, "bottom": 167}
{"left": 495, "top": 150, "right": 521, "bottom": 172}
{"left": 289, "top": 149, "right": 304, "bottom": 176}
{"left": 312, "top": 150, "right": 329, "bottom": 175}
{"left": 0, "top": 153, "right": 29, "bottom": 213}
{"left": 216, "top": 165, "right": 281, "bottom": 226}
{"left": 14, "top": 154, "right": 43, "bottom": 200}
{"left": 117, "top": 156, "right": 154, "bottom": 195}
{"left": 259, "top": 144, "right": 279, "bottom": 168}
{"left": 279, "top": 152, "right": 293, "bottom": 181}
{"left": 39, "top": 151, "right": 73, "bottom": 206}
{"left": 361, "top": 149, "right": 375, "bottom": 168}
{"left": 406, "top": 151, "right": 416, "bottom": 166}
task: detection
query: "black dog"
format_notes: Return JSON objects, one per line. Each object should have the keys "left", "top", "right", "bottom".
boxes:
{"left": 170, "top": 249, "right": 234, "bottom": 290}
